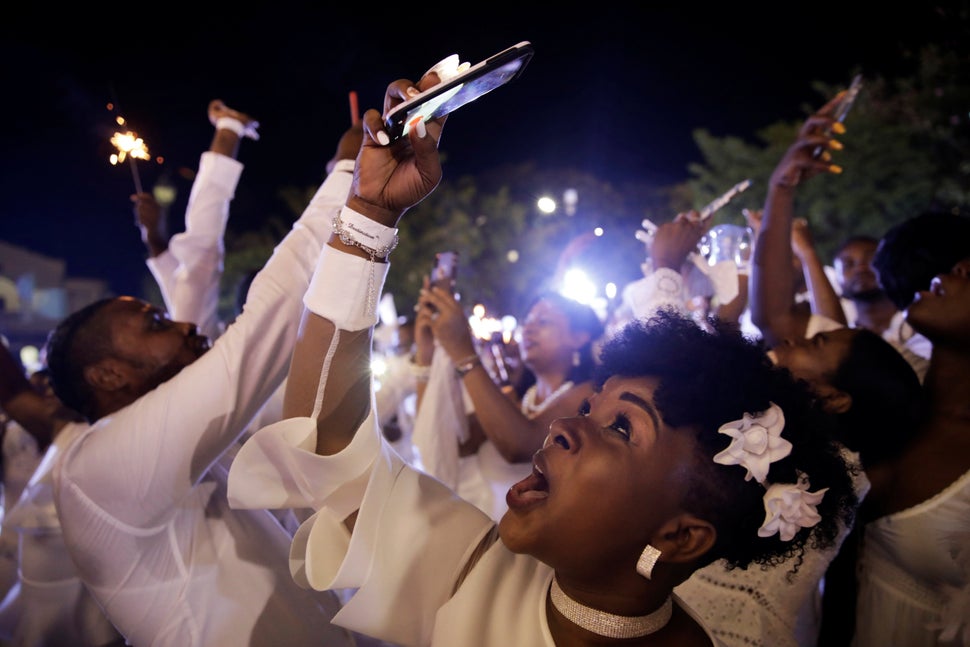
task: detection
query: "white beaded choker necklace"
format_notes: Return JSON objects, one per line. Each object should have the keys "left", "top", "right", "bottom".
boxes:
{"left": 521, "top": 381, "right": 573, "bottom": 418}
{"left": 549, "top": 577, "right": 673, "bottom": 639}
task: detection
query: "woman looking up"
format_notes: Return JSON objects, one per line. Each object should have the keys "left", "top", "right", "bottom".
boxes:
{"left": 851, "top": 252, "right": 970, "bottom": 646}
{"left": 228, "top": 68, "right": 859, "bottom": 646}
{"left": 411, "top": 287, "right": 603, "bottom": 520}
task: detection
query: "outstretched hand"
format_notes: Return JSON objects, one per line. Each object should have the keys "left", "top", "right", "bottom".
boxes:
{"left": 349, "top": 74, "right": 448, "bottom": 227}
{"left": 771, "top": 92, "right": 846, "bottom": 189}
{"left": 208, "top": 99, "right": 257, "bottom": 128}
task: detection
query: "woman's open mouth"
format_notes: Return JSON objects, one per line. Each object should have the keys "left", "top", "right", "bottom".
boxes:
{"left": 506, "top": 453, "right": 550, "bottom": 510}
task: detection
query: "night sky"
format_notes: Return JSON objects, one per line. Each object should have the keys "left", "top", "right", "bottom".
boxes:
{"left": 0, "top": 2, "right": 956, "bottom": 298}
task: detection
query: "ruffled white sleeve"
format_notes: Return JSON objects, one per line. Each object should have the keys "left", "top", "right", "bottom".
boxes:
{"left": 228, "top": 410, "right": 495, "bottom": 646}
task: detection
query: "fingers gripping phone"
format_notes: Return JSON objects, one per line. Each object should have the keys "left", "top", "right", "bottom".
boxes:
{"left": 384, "top": 41, "right": 534, "bottom": 142}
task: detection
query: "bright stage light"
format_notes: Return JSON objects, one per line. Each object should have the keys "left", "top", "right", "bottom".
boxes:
{"left": 560, "top": 268, "right": 597, "bottom": 305}
{"left": 537, "top": 196, "right": 557, "bottom": 214}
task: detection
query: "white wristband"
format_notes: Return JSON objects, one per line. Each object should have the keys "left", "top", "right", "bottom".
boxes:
{"left": 304, "top": 246, "right": 389, "bottom": 331}
{"left": 332, "top": 206, "right": 399, "bottom": 259}
{"left": 215, "top": 116, "right": 260, "bottom": 141}
{"left": 647, "top": 267, "right": 684, "bottom": 297}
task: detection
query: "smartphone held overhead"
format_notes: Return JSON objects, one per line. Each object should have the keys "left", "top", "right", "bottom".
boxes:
{"left": 431, "top": 251, "right": 459, "bottom": 295}
{"left": 383, "top": 41, "right": 534, "bottom": 142}
{"left": 833, "top": 74, "right": 864, "bottom": 124}
{"left": 813, "top": 74, "right": 863, "bottom": 158}
{"left": 425, "top": 251, "right": 459, "bottom": 316}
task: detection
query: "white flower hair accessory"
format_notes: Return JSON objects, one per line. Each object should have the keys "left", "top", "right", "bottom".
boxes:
{"left": 712, "top": 402, "right": 791, "bottom": 484}
{"left": 713, "top": 403, "right": 827, "bottom": 542}
{"left": 758, "top": 472, "right": 828, "bottom": 541}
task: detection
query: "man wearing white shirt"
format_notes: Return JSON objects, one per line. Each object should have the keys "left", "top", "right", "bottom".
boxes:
{"left": 0, "top": 99, "right": 264, "bottom": 647}
{"left": 44, "top": 111, "right": 361, "bottom": 647}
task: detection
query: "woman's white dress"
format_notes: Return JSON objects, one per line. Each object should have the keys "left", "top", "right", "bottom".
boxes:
{"left": 852, "top": 469, "right": 970, "bottom": 646}
{"left": 228, "top": 409, "right": 720, "bottom": 646}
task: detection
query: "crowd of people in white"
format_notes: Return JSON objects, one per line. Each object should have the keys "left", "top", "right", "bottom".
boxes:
{"left": 0, "top": 60, "right": 967, "bottom": 647}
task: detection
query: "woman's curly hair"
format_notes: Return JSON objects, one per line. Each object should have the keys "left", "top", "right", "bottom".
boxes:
{"left": 595, "top": 309, "right": 857, "bottom": 574}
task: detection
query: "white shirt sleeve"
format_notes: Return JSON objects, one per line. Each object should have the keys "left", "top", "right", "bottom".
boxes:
{"left": 54, "top": 167, "right": 354, "bottom": 527}
{"left": 227, "top": 409, "right": 494, "bottom": 647}
{"left": 152, "top": 151, "right": 243, "bottom": 340}
{"left": 145, "top": 250, "right": 178, "bottom": 312}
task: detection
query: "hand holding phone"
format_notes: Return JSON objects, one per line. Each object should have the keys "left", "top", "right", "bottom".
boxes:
{"left": 383, "top": 42, "right": 534, "bottom": 142}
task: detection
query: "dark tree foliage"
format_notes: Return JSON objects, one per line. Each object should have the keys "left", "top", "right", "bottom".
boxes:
{"left": 220, "top": 43, "right": 969, "bottom": 323}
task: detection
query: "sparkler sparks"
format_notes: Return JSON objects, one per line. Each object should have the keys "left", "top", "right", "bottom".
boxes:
{"left": 109, "top": 131, "right": 150, "bottom": 164}
{"left": 109, "top": 130, "right": 150, "bottom": 194}
{"left": 106, "top": 101, "right": 153, "bottom": 195}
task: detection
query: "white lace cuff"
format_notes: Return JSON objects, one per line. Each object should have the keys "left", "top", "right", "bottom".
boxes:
{"left": 625, "top": 267, "right": 687, "bottom": 320}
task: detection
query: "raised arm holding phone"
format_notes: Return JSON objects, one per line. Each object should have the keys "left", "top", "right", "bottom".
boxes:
{"left": 228, "top": 58, "right": 859, "bottom": 647}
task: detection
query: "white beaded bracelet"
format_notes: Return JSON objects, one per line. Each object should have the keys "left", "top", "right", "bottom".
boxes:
{"left": 332, "top": 206, "right": 399, "bottom": 259}
{"left": 215, "top": 116, "right": 260, "bottom": 141}
{"left": 408, "top": 359, "right": 432, "bottom": 382}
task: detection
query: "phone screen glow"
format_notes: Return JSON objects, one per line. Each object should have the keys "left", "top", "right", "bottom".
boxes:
{"left": 396, "top": 58, "right": 527, "bottom": 137}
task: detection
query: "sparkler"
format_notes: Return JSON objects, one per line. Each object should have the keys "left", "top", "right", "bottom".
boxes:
{"left": 109, "top": 129, "right": 150, "bottom": 194}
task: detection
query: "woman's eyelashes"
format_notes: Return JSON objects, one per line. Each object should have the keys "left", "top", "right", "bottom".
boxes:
{"left": 577, "top": 399, "right": 631, "bottom": 440}
{"left": 608, "top": 413, "right": 632, "bottom": 440}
